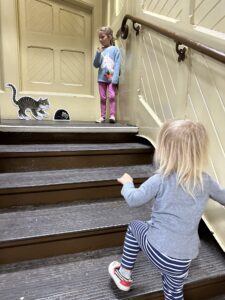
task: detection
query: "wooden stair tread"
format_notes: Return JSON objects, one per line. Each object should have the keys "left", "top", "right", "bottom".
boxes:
{"left": 0, "top": 232, "right": 224, "bottom": 300}
{"left": 0, "top": 120, "right": 138, "bottom": 133}
{"left": 0, "top": 199, "right": 151, "bottom": 243}
{"left": 0, "top": 142, "right": 152, "bottom": 154}
{"left": 0, "top": 164, "right": 154, "bottom": 190}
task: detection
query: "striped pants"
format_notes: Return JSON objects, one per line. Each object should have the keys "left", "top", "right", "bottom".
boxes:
{"left": 121, "top": 220, "right": 192, "bottom": 300}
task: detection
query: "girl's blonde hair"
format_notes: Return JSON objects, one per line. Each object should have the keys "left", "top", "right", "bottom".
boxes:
{"left": 98, "top": 26, "right": 115, "bottom": 45}
{"left": 155, "top": 119, "right": 209, "bottom": 195}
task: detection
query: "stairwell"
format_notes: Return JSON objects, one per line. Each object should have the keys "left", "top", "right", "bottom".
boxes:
{"left": 0, "top": 121, "right": 225, "bottom": 300}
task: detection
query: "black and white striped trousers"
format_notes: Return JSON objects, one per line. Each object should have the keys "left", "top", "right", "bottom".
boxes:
{"left": 121, "top": 220, "right": 192, "bottom": 300}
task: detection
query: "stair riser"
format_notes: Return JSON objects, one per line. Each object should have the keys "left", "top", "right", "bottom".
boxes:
{"left": 0, "top": 178, "right": 145, "bottom": 208}
{"left": 0, "top": 132, "right": 138, "bottom": 144}
{"left": 0, "top": 152, "right": 153, "bottom": 172}
{"left": 0, "top": 184, "right": 128, "bottom": 208}
{"left": 0, "top": 229, "right": 126, "bottom": 264}
{"left": 131, "top": 278, "right": 225, "bottom": 300}
{"left": 184, "top": 278, "right": 225, "bottom": 300}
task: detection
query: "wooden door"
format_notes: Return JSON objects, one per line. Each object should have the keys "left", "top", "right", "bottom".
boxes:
{"left": 18, "top": 0, "right": 92, "bottom": 94}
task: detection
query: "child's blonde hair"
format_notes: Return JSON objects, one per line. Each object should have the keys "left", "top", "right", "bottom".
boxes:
{"left": 98, "top": 26, "right": 115, "bottom": 46}
{"left": 155, "top": 119, "right": 209, "bottom": 195}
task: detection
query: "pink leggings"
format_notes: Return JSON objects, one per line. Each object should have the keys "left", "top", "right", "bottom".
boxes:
{"left": 98, "top": 82, "right": 117, "bottom": 118}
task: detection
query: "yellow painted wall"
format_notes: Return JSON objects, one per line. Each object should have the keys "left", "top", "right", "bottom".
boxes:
{"left": 107, "top": 0, "right": 225, "bottom": 251}
{"left": 0, "top": 0, "right": 102, "bottom": 121}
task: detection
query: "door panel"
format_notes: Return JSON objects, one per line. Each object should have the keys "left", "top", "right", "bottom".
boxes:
{"left": 18, "top": 0, "right": 92, "bottom": 94}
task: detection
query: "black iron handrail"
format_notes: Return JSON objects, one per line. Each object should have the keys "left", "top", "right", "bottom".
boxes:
{"left": 118, "top": 14, "right": 225, "bottom": 64}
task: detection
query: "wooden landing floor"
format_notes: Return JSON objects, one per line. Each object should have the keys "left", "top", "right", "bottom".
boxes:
{"left": 0, "top": 119, "right": 138, "bottom": 133}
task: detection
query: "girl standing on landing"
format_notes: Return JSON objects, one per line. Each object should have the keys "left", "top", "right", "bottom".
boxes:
{"left": 93, "top": 26, "right": 121, "bottom": 124}
{"left": 109, "top": 120, "right": 225, "bottom": 299}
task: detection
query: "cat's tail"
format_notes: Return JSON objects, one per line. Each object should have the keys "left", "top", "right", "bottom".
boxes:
{"left": 6, "top": 83, "right": 17, "bottom": 104}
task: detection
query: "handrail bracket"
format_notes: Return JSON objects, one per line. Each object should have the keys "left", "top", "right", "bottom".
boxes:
{"left": 176, "top": 42, "right": 187, "bottom": 62}
{"left": 120, "top": 16, "right": 140, "bottom": 39}
{"left": 133, "top": 22, "right": 141, "bottom": 35}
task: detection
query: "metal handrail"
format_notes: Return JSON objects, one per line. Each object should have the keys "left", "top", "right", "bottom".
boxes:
{"left": 118, "top": 14, "right": 225, "bottom": 64}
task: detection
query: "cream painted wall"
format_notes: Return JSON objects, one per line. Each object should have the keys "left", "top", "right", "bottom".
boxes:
{"left": 0, "top": 0, "right": 102, "bottom": 121}
{"left": 106, "top": 0, "right": 225, "bottom": 251}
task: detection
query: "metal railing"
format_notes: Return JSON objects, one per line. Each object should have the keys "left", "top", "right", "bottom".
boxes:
{"left": 117, "top": 14, "right": 225, "bottom": 64}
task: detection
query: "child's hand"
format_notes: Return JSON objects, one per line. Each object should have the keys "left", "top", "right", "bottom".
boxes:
{"left": 117, "top": 173, "right": 133, "bottom": 185}
{"left": 97, "top": 47, "right": 103, "bottom": 52}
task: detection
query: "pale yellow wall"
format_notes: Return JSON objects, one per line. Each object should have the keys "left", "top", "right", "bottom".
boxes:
{"left": 0, "top": 0, "right": 102, "bottom": 121}
{"left": 107, "top": 0, "right": 225, "bottom": 251}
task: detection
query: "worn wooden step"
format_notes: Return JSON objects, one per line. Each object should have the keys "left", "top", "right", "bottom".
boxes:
{"left": 0, "top": 164, "right": 154, "bottom": 208}
{"left": 0, "top": 142, "right": 154, "bottom": 172}
{"left": 0, "top": 120, "right": 139, "bottom": 144}
{"left": 0, "top": 199, "right": 151, "bottom": 264}
{"left": 0, "top": 120, "right": 139, "bottom": 132}
{"left": 0, "top": 222, "right": 224, "bottom": 299}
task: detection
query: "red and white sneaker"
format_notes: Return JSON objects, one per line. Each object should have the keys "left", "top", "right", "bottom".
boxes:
{"left": 108, "top": 261, "right": 133, "bottom": 291}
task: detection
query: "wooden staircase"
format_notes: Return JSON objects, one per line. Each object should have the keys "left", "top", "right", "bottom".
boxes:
{"left": 0, "top": 121, "right": 224, "bottom": 300}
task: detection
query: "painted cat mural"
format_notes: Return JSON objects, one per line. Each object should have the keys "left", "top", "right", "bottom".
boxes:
{"left": 6, "top": 83, "right": 49, "bottom": 120}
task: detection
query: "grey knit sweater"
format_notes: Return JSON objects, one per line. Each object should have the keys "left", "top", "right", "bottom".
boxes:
{"left": 122, "top": 173, "right": 225, "bottom": 259}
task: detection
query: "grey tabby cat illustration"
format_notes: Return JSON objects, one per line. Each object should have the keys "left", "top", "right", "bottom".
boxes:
{"left": 6, "top": 83, "right": 49, "bottom": 120}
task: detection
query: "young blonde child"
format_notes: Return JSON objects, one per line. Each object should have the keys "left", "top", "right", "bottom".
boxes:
{"left": 93, "top": 26, "right": 121, "bottom": 124}
{"left": 108, "top": 119, "right": 225, "bottom": 299}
